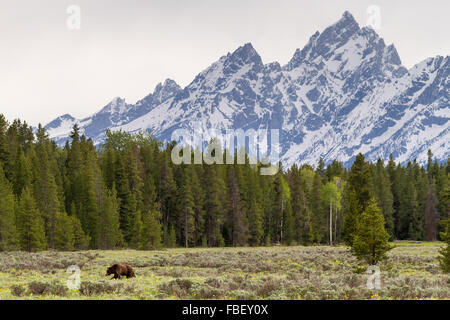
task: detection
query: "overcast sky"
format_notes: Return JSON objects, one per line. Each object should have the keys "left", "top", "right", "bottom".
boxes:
{"left": 1, "top": 0, "right": 449, "bottom": 126}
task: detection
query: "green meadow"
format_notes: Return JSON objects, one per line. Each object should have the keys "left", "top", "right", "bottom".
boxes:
{"left": 0, "top": 242, "right": 448, "bottom": 300}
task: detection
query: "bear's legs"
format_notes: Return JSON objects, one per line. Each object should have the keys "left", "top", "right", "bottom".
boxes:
{"left": 113, "top": 273, "right": 121, "bottom": 279}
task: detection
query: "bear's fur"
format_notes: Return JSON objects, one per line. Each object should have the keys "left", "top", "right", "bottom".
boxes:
{"left": 106, "top": 264, "right": 135, "bottom": 279}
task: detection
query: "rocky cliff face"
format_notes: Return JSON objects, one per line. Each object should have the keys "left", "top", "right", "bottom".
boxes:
{"left": 45, "top": 12, "right": 449, "bottom": 166}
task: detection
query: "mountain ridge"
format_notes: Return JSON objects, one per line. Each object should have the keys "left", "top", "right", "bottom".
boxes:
{"left": 45, "top": 11, "right": 449, "bottom": 166}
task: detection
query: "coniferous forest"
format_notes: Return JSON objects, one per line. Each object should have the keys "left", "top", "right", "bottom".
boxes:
{"left": 0, "top": 114, "right": 449, "bottom": 252}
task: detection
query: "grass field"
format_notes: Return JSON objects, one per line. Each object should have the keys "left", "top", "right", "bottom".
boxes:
{"left": 0, "top": 242, "right": 448, "bottom": 300}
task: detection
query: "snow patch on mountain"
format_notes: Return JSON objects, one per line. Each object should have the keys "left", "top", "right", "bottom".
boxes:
{"left": 45, "top": 11, "right": 449, "bottom": 166}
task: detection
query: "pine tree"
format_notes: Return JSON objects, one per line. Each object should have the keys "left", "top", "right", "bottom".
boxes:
{"left": 398, "top": 164, "right": 416, "bottom": 239}
{"left": 79, "top": 142, "right": 100, "bottom": 246}
{"left": 342, "top": 188, "right": 361, "bottom": 246}
{"left": 425, "top": 180, "right": 439, "bottom": 241}
{"left": 97, "top": 186, "right": 123, "bottom": 249}
{"left": 141, "top": 208, "right": 162, "bottom": 249}
{"left": 12, "top": 146, "right": 31, "bottom": 196}
{"left": 272, "top": 172, "right": 292, "bottom": 244}
{"left": 103, "top": 144, "right": 116, "bottom": 190}
{"left": 130, "top": 210, "right": 143, "bottom": 249}
{"left": 166, "top": 225, "right": 177, "bottom": 248}
{"left": 438, "top": 219, "right": 450, "bottom": 273}
{"left": 32, "top": 128, "right": 61, "bottom": 248}
{"left": 176, "top": 169, "right": 196, "bottom": 247}
{"left": 70, "top": 215, "right": 90, "bottom": 250}
{"left": 372, "top": 159, "right": 395, "bottom": 238}
{"left": 225, "top": 167, "right": 248, "bottom": 246}
{"left": 54, "top": 211, "right": 75, "bottom": 251}
{"left": 159, "top": 151, "right": 177, "bottom": 240}
{"left": 342, "top": 154, "right": 374, "bottom": 244}
{"left": 283, "top": 204, "right": 295, "bottom": 245}
{"left": 190, "top": 166, "right": 206, "bottom": 246}
{"left": 114, "top": 155, "right": 136, "bottom": 244}
{"left": 352, "top": 198, "right": 393, "bottom": 265}
{"left": 140, "top": 174, "right": 162, "bottom": 249}
{"left": 0, "top": 166, "right": 18, "bottom": 250}
{"left": 348, "top": 153, "right": 373, "bottom": 210}
{"left": 16, "top": 188, "right": 46, "bottom": 252}
{"left": 438, "top": 180, "right": 449, "bottom": 272}
{"left": 0, "top": 114, "right": 9, "bottom": 166}
{"left": 241, "top": 163, "right": 263, "bottom": 246}
{"left": 65, "top": 124, "right": 83, "bottom": 214}
{"left": 203, "top": 164, "right": 225, "bottom": 247}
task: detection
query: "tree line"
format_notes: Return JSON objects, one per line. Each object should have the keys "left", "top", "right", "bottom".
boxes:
{"left": 0, "top": 114, "right": 449, "bottom": 253}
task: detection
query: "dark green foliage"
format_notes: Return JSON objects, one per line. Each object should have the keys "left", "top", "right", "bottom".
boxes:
{"left": 225, "top": 167, "right": 248, "bottom": 246}
{"left": 141, "top": 208, "right": 162, "bottom": 249}
{"left": 342, "top": 188, "right": 360, "bottom": 246}
{"left": 96, "top": 187, "right": 123, "bottom": 249}
{"left": 16, "top": 188, "right": 46, "bottom": 252}
{"left": 0, "top": 166, "right": 18, "bottom": 250}
{"left": 438, "top": 180, "right": 449, "bottom": 273}
{"left": 439, "top": 219, "right": 450, "bottom": 273}
{"left": 0, "top": 113, "right": 447, "bottom": 251}
{"left": 54, "top": 211, "right": 75, "bottom": 251}
{"left": 352, "top": 198, "right": 393, "bottom": 265}
{"left": 70, "top": 215, "right": 90, "bottom": 250}
{"left": 176, "top": 168, "right": 196, "bottom": 247}
{"left": 348, "top": 153, "right": 373, "bottom": 210}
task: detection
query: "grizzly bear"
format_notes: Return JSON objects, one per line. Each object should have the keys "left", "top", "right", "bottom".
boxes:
{"left": 106, "top": 264, "right": 135, "bottom": 279}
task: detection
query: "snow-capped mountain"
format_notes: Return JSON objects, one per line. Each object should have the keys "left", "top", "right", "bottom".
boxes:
{"left": 45, "top": 11, "right": 449, "bottom": 166}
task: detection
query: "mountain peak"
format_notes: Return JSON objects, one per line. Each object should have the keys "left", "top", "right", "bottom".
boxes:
{"left": 330, "top": 10, "right": 359, "bottom": 35}
{"left": 384, "top": 44, "right": 402, "bottom": 66}
{"left": 99, "top": 97, "right": 127, "bottom": 115}
{"left": 228, "top": 42, "right": 262, "bottom": 66}
{"left": 153, "top": 78, "right": 182, "bottom": 103}
{"left": 60, "top": 114, "right": 75, "bottom": 120}
{"left": 286, "top": 12, "right": 361, "bottom": 70}
{"left": 44, "top": 14, "right": 448, "bottom": 167}
{"left": 341, "top": 10, "right": 356, "bottom": 23}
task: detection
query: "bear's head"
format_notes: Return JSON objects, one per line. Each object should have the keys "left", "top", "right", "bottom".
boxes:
{"left": 106, "top": 265, "right": 115, "bottom": 276}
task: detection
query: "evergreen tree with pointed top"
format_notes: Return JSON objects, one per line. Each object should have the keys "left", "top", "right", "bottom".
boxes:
{"left": 141, "top": 208, "right": 162, "bottom": 250}
{"left": 352, "top": 198, "right": 393, "bottom": 265}
{"left": 342, "top": 187, "right": 361, "bottom": 246}
{"left": 32, "top": 126, "right": 62, "bottom": 248}
{"left": 348, "top": 153, "right": 373, "bottom": 210}
{"left": 16, "top": 188, "right": 46, "bottom": 252}
{"left": 130, "top": 210, "right": 143, "bottom": 249}
{"left": 176, "top": 168, "right": 196, "bottom": 247}
{"left": 97, "top": 186, "right": 123, "bottom": 249}
{"left": 225, "top": 167, "right": 248, "bottom": 246}
{"left": 54, "top": 211, "right": 75, "bottom": 251}
{"left": 438, "top": 179, "right": 449, "bottom": 272}
{"left": 203, "top": 163, "right": 226, "bottom": 247}
{"left": 114, "top": 155, "right": 135, "bottom": 244}
{"left": 190, "top": 165, "right": 206, "bottom": 246}
{"left": 439, "top": 219, "right": 450, "bottom": 273}
{"left": 0, "top": 114, "right": 9, "bottom": 167}
{"left": 159, "top": 151, "right": 177, "bottom": 241}
{"left": 0, "top": 166, "right": 18, "bottom": 250}
{"left": 12, "top": 146, "right": 31, "bottom": 196}
{"left": 245, "top": 166, "right": 264, "bottom": 246}
{"left": 272, "top": 171, "right": 292, "bottom": 244}
{"left": 70, "top": 214, "right": 90, "bottom": 250}
{"left": 372, "top": 159, "right": 395, "bottom": 238}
